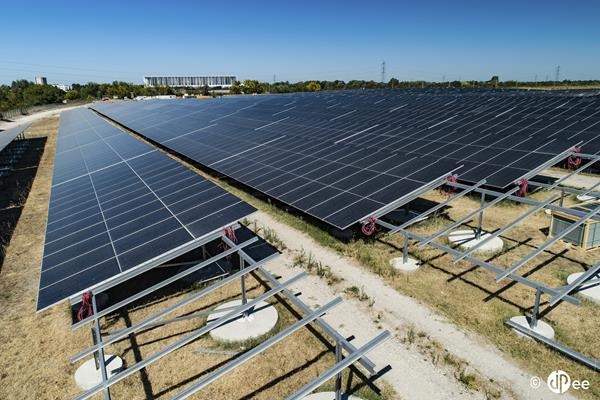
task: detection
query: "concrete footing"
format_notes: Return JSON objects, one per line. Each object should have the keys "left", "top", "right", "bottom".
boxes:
{"left": 577, "top": 194, "right": 595, "bottom": 202}
{"left": 74, "top": 355, "right": 123, "bottom": 390}
{"left": 567, "top": 272, "right": 600, "bottom": 304}
{"left": 448, "top": 230, "right": 504, "bottom": 253}
{"left": 509, "top": 316, "right": 555, "bottom": 340}
{"left": 207, "top": 299, "right": 279, "bottom": 342}
{"left": 389, "top": 256, "right": 420, "bottom": 272}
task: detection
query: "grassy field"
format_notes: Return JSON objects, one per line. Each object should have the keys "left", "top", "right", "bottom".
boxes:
{"left": 0, "top": 115, "right": 395, "bottom": 400}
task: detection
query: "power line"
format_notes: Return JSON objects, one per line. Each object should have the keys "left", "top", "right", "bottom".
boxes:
{"left": 381, "top": 61, "right": 386, "bottom": 83}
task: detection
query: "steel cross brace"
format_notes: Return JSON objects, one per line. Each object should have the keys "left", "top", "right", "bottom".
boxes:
{"left": 376, "top": 219, "right": 579, "bottom": 305}
{"left": 418, "top": 186, "right": 519, "bottom": 248}
{"left": 221, "top": 235, "right": 378, "bottom": 374}
{"left": 73, "top": 273, "right": 306, "bottom": 400}
{"left": 496, "top": 204, "right": 600, "bottom": 282}
{"left": 453, "top": 194, "right": 561, "bottom": 262}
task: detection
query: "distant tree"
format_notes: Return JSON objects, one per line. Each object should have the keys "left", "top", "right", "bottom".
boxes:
{"left": 230, "top": 80, "right": 242, "bottom": 94}
{"left": 64, "top": 90, "right": 80, "bottom": 101}
{"left": 305, "top": 81, "right": 321, "bottom": 92}
{"left": 388, "top": 78, "right": 400, "bottom": 88}
{"left": 201, "top": 85, "right": 210, "bottom": 96}
{"left": 242, "top": 80, "right": 263, "bottom": 94}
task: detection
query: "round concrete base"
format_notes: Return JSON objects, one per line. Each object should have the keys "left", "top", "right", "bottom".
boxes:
{"left": 389, "top": 256, "right": 420, "bottom": 272}
{"left": 544, "top": 208, "right": 552, "bottom": 215}
{"left": 208, "top": 299, "right": 278, "bottom": 342}
{"left": 509, "top": 316, "right": 555, "bottom": 340}
{"left": 577, "top": 194, "right": 595, "bottom": 202}
{"left": 567, "top": 272, "right": 600, "bottom": 304}
{"left": 74, "top": 355, "right": 123, "bottom": 390}
{"left": 302, "top": 392, "right": 362, "bottom": 400}
{"left": 448, "top": 230, "right": 504, "bottom": 253}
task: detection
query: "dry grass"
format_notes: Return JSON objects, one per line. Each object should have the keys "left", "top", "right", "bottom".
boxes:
{"left": 0, "top": 115, "right": 396, "bottom": 400}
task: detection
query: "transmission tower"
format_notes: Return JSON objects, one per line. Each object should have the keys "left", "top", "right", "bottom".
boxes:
{"left": 555, "top": 65, "right": 560, "bottom": 85}
{"left": 381, "top": 61, "right": 386, "bottom": 83}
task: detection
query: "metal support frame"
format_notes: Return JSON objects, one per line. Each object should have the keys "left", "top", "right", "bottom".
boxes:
{"left": 548, "top": 262, "right": 600, "bottom": 307}
{"left": 447, "top": 181, "right": 600, "bottom": 222}
{"left": 71, "top": 262, "right": 265, "bottom": 363}
{"left": 495, "top": 204, "right": 600, "bottom": 282}
{"left": 529, "top": 179, "right": 600, "bottom": 199}
{"left": 285, "top": 331, "right": 391, "bottom": 400}
{"left": 171, "top": 298, "right": 344, "bottom": 400}
{"left": 387, "top": 179, "right": 487, "bottom": 235}
{"left": 418, "top": 187, "right": 519, "bottom": 248}
{"left": 453, "top": 194, "right": 561, "bottom": 263}
{"left": 69, "top": 232, "right": 390, "bottom": 399}
{"left": 506, "top": 319, "right": 600, "bottom": 372}
{"left": 71, "top": 234, "right": 259, "bottom": 329}
{"left": 74, "top": 273, "right": 306, "bottom": 400}
{"left": 376, "top": 219, "right": 579, "bottom": 304}
{"left": 376, "top": 169, "right": 600, "bottom": 371}
{"left": 221, "top": 235, "right": 378, "bottom": 373}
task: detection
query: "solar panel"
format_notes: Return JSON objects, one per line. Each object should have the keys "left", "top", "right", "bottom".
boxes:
{"left": 38, "top": 109, "right": 255, "bottom": 311}
{"left": 0, "top": 123, "right": 30, "bottom": 153}
{"left": 92, "top": 89, "right": 596, "bottom": 229}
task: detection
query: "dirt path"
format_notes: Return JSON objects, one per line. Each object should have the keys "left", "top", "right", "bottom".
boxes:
{"left": 0, "top": 103, "right": 89, "bottom": 131}
{"left": 254, "top": 210, "right": 572, "bottom": 400}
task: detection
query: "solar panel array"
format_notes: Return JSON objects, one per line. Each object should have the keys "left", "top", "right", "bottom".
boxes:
{"left": 92, "top": 89, "right": 598, "bottom": 229}
{"left": 0, "top": 123, "right": 30, "bottom": 153}
{"left": 38, "top": 109, "right": 255, "bottom": 311}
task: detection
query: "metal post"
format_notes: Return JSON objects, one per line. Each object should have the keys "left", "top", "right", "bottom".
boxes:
{"left": 91, "top": 293, "right": 111, "bottom": 400}
{"left": 335, "top": 340, "right": 342, "bottom": 400}
{"left": 530, "top": 288, "right": 542, "bottom": 329}
{"left": 559, "top": 189, "right": 565, "bottom": 207}
{"left": 476, "top": 192, "right": 485, "bottom": 240}
{"left": 240, "top": 253, "right": 249, "bottom": 317}
{"left": 91, "top": 328, "right": 99, "bottom": 370}
{"left": 403, "top": 232, "right": 409, "bottom": 263}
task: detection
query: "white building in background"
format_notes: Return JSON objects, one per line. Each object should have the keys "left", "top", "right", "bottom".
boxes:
{"left": 35, "top": 76, "right": 47, "bottom": 85}
{"left": 51, "top": 83, "right": 72, "bottom": 91}
{"left": 143, "top": 76, "right": 236, "bottom": 88}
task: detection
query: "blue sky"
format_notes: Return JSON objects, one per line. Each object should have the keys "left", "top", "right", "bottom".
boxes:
{"left": 1, "top": 0, "right": 599, "bottom": 84}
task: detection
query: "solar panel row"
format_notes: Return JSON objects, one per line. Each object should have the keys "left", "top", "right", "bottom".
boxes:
{"left": 0, "top": 123, "right": 30, "bottom": 154}
{"left": 38, "top": 109, "right": 255, "bottom": 311}
{"left": 92, "top": 89, "right": 594, "bottom": 229}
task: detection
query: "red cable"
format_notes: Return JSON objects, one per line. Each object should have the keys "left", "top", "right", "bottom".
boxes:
{"left": 518, "top": 178, "right": 529, "bottom": 197}
{"left": 567, "top": 146, "right": 582, "bottom": 170}
{"left": 77, "top": 292, "right": 93, "bottom": 321}
{"left": 361, "top": 216, "right": 377, "bottom": 236}
{"left": 441, "top": 174, "right": 458, "bottom": 194}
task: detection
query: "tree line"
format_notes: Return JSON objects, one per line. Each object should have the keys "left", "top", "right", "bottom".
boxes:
{"left": 2, "top": 77, "right": 600, "bottom": 114}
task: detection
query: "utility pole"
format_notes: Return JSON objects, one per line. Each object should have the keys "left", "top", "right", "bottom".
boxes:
{"left": 273, "top": 74, "right": 276, "bottom": 84}
{"left": 381, "top": 61, "right": 386, "bottom": 84}
{"left": 534, "top": 74, "right": 538, "bottom": 85}
{"left": 555, "top": 65, "right": 560, "bottom": 86}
